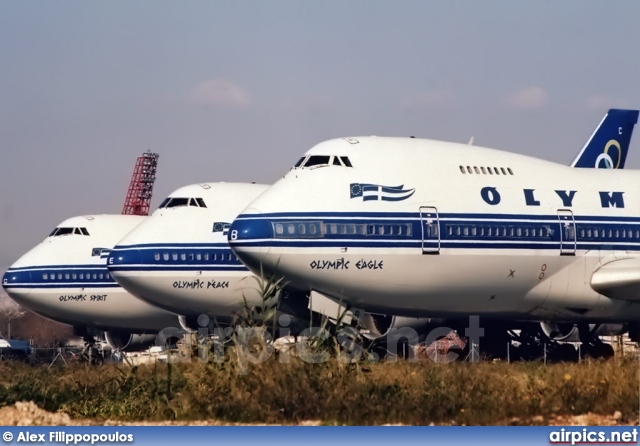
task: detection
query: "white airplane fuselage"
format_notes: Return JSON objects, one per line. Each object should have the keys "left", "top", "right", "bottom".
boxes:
{"left": 229, "top": 136, "right": 640, "bottom": 323}
{"left": 2, "top": 215, "right": 181, "bottom": 332}
{"left": 108, "top": 183, "right": 272, "bottom": 324}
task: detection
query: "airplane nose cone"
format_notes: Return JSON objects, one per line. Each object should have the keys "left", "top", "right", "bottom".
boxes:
{"left": 228, "top": 209, "right": 274, "bottom": 272}
{"left": 228, "top": 209, "right": 274, "bottom": 244}
{"left": 2, "top": 267, "right": 33, "bottom": 302}
{"left": 107, "top": 241, "right": 142, "bottom": 286}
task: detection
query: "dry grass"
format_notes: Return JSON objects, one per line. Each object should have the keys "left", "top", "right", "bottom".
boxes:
{"left": 0, "top": 354, "right": 636, "bottom": 425}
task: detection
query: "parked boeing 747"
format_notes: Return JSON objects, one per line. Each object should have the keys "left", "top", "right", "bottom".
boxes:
{"left": 106, "top": 183, "right": 295, "bottom": 332}
{"left": 228, "top": 110, "right": 640, "bottom": 360}
{"left": 2, "top": 215, "right": 181, "bottom": 352}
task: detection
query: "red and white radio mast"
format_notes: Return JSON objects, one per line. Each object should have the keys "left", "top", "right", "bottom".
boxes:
{"left": 122, "top": 151, "right": 159, "bottom": 216}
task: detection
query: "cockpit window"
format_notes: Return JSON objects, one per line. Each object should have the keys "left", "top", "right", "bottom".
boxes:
{"left": 48, "top": 227, "right": 89, "bottom": 237}
{"left": 49, "top": 227, "right": 75, "bottom": 237}
{"left": 163, "top": 198, "right": 189, "bottom": 208}
{"left": 340, "top": 156, "right": 353, "bottom": 167}
{"left": 294, "top": 155, "right": 353, "bottom": 169}
{"left": 303, "top": 155, "right": 331, "bottom": 167}
{"left": 187, "top": 198, "right": 207, "bottom": 208}
{"left": 159, "top": 197, "right": 206, "bottom": 209}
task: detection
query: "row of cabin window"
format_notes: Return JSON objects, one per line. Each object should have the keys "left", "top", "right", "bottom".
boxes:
{"left": 459, "top": 166, "right": 514, "bottom": 176}
{"left": 152, "top": 252, "right": 237, "bottom": 262}
{"left": 442, "top": 224, "right": 640, "bottom": 241}
{"left": 579, "top": 227, "right": 640, "bottom": 240}
{"left": 42, "top": 272, "right": 112, "bottom": 281}
{"left": 444, "top": 224, "right": 553, "bottom": 238}
{"left": 272, "top": 222, "right": 413, "bottom": 237}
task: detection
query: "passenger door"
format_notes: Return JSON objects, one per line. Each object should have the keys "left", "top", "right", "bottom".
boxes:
{"left": 557, "top": 209, "right": 576, "bottom": 256}
{"left": 420, "top": 206, "right": 440, "bottom": 254}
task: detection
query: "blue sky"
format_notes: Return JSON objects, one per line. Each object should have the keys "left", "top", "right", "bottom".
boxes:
{"left": 1, "top": 1, "right": 640, "bottom": 266}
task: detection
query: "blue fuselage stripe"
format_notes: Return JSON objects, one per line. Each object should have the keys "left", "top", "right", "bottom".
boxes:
{"left": 230, "top": 212, "right": 640, "bottom": 251}
{"left": 3, "top": 264, "right": 120, "bottom": 289}
{"left": 107, "top": 246, "right": 247, "bottom": 272}
{"left": 234, "top": 211, "right": 640, "bottom": 223}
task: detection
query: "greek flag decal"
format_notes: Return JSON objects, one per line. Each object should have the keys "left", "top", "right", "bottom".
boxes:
{"left": 349, "top": 183, "right": 415, "bottom": 202}
{"left": 213, "top": 222, "right": 231, "bottom": 235}
{"left": 92, "top": 247, "right": 110, "bottom": 258}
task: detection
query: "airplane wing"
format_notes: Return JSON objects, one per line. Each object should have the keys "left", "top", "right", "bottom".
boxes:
{"left": 590, "top": 256, "right": 640, "bottom": 301}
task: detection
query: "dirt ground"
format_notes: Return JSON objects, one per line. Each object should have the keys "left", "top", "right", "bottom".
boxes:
{"left": 0, "top": 401, "right": 636, "bottom": 426}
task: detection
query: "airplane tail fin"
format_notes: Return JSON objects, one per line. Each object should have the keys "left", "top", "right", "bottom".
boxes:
{"left": 571, "top": 109, "right": 639, "bottom": 169}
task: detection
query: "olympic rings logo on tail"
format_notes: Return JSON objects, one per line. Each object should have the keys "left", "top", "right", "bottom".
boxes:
{"left": 594, "top": 139, "right": 622, "bottom": 169}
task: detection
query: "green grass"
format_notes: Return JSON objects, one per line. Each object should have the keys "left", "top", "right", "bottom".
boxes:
{"left": 0, "top": 355, "right": 636, "bottom": 425}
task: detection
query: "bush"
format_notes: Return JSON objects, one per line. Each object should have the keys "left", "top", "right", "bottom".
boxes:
{"left": 0, "top": 355, "right": 635, "bottom": 425}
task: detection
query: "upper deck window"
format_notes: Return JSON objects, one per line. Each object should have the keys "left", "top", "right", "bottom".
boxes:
{"left": 459, "top": 165, "right": 512, "bottom": 176}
